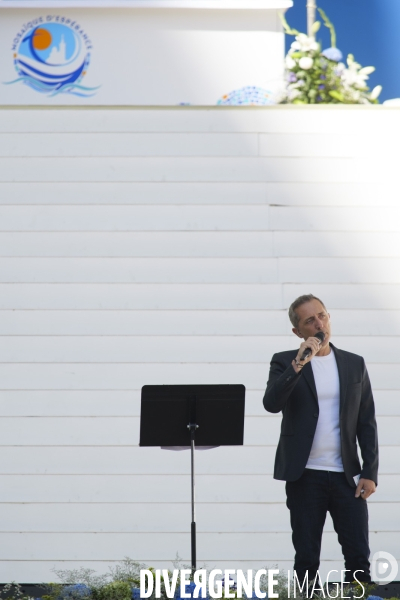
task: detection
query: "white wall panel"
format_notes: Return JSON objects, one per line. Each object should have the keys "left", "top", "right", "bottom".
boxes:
{"left": 0, "top": 157, "right": 386, "bottom": 183}
{"left": 0, "top": 359, "right": 399, "bottom": 393}
{"left": 0, "top": 232, "right": 274, "bottom": 257}
{"left": 2, "top": 309, "right": 400, "bottom": 336}
{"left": 0, "top": 206, "right": 271, "bottom": 232}
{"left": 1, "top": 107, "right": 399, "bottom": 581}
{"left": 0, "top": 182, "right": 396, "bottom": 206}
{"left": 274, "top": 232, "right": 400, "bottom": 257}
{"left": 0, "top": 335, "right": 296, "bottom": 363}
{"left": 258, "top": 133, "right": 393, "bottom": 158}
{"left": 373, "top": 391, "right": 400, "bottom": 416}
{"left": 0, "top": 531, "right": 398, "bottom": 561}
{"left": 0, "top": 284, "right": 283, "bottom": 309}
{"left": 4, "top": 282, "right": 400, "bottom": 310}
{"left": 0, "top": 133, "right": 259, "bottom": 158}
{"left": 0, "top": 503, "right": 292, "bottom": 533}
{"left": 283, "top": 284, "right": 400, "bottom": 309}
{"left": 0, "top": 310, "right": 290, "bottom": 335}
{"left": 3, "top": 256, "right": 400, "bottom": 285}
{"left": 3, "top": 256, "right": 400, "bottom": 284}
{"left": 0, "top": 362, "right": 271, "bottom": 389}
{"left": 0, "top": 182, "right": 271, "bottom": 205}
{"left": 0, "top": 108, "right": 397, "bottom": 134}
{"left": 1, "top": 231, "right": 400, "bottom": 258}
{"left": 280, "top": 259, "right": 400, "bottom": 283}
{"left": 0, "top": 446, "right": 278, "bottom": 475}
{"left": 272, "top": 207, "right": 400, "bottom": 232}
{"left": 1, "top": 446, "right": 399, "bottom": 475}
{"left": 0, "top": 474, "right": 285, "bottom": 503}
{"left": 0, "top": 258, "right": 279, "bottom": 283}
{"left": 0, "top": 335, "right": 399, "bottom": 364}
{"left": 0, "top": 473, "right": 398, "bottom": 503}
{"left": 0, "top": 502, "right": 395, "bottom": 533}
{"left": 3, "top": 132, "right": 397, "bottom": 160}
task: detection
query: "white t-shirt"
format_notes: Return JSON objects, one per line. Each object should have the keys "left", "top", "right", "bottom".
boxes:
{"left": 306, "top": 349, "right": 344, "bottom": 472}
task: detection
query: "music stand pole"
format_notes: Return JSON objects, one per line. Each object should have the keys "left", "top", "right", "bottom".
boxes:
{"left": 188, "top": 421, "right": 198, "bottom": 572}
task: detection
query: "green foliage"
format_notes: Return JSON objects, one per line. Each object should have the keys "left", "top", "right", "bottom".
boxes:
{"left": 108, "top": 558, "right": 143, "bottom": 586}
{"left": 279, "top": 11, "right": 301, "bottom": 36}
{"left": 329, "top": 90, "right": 344, "bottom": 101}
{"left": 93, "top": 582, "right": 131, "bottom": 600}
{"left": 311, "top": 21, "right": 321, "bottom": 35}
{"left": 4, "top": 558, "right": 399, "bottom": 600}
{"left": 0, "top": 583, "right": 25, "bottom": 600}
{"left": 51, "top": 567, "right": 109, "bottom": 590}
{"left": 310, "top": 580, "right": 379, "bottom": 600}
{"left": 41, "top": 584, "right": 65, "bottom": 600}
{"left": 262, "top": 568, "right": 288, "bottom": 600}
{"left": 350, "top": 581, "right": 378, "bottom": 600}
{"left": 281, "top": 11, "right": 381, "bottom": 104}
{"left": 318, "top": 8, "right": 336, "bottom": 48}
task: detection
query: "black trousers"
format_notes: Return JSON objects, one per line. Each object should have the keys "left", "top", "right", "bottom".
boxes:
{"left": 285, "top": 469, "right": 371, "bottom": 584}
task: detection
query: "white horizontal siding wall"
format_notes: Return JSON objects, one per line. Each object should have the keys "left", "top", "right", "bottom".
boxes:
{"left": 0, "top": 107, "right": 399, "bottom": 582}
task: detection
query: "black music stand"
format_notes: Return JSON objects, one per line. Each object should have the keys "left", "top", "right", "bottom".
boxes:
{"left": 139, "top": 384, "right": 245, "bottom": 571}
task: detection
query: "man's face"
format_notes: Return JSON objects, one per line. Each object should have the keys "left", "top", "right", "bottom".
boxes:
{"left": 292, "top": 299, "right": 331, "bottom": 348}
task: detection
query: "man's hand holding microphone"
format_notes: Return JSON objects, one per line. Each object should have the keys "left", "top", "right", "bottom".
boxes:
{"left": 292, "top": 331, "right": 325, "bottom": 374}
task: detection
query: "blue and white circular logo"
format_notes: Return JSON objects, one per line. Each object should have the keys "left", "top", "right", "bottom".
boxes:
{"left": 7, "top": 17, "right": 100, "bottom": 97}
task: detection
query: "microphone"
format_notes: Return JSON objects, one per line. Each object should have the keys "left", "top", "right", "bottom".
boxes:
{"left": 300, "top": 331, "right": 325, "bottom": 361}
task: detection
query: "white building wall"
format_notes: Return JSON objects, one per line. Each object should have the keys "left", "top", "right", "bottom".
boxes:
{"left": 0, "top": 106, "right": 399, "bottom": 582}
{"left": 0, "top": 6, "right": 287, "bottom": 106}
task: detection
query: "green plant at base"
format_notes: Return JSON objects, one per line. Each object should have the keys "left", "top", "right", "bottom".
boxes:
{"left": 108, "top": 557, "right": 143, "bottom": 587}
{"left": 347, "top": 581, "right": 378, "bottom": 600}
{"left": 0, "top": 582, "right": 28, "bottom": 600}
{"left": 41, "top": 583, "right": 65, "bottom": 600}
{"left": 93, "top": 582, "right": 131, "bottom": 600}
{"left": 51, "top": 568, "right": 109, "bottom": 590}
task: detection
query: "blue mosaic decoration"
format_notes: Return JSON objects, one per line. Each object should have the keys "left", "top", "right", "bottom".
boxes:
{"left": 217, "top": 86, "right": 274, "bottom": 105}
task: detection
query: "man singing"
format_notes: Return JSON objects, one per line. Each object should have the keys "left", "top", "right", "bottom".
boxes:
{"left": 263, "top": 294, "right": 378, "bottom": 585}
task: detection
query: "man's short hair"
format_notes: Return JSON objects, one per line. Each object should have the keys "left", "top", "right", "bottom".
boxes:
{"left": 288, "top": 294, "right": 327, "bottom": 328}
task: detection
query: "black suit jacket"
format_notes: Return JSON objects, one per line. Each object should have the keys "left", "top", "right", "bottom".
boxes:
{"left": 263, "top": 343, "right": 378, "bottom": 488}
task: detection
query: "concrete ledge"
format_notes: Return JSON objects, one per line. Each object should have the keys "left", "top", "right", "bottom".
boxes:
{"left": 0, "top": 0, "right": 292, "bottom": 9}
{"left": 0, "top": 104, "right": 398, "bottom": 110}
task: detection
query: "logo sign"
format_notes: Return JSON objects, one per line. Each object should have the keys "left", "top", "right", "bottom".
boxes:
{"left": 371, "top": 551, "right": 399, "bottom": 583}
{"left": 5, "top": 16, "right": 100, "bottom": 97}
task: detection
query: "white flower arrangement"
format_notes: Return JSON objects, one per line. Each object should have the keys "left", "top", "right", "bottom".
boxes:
{"left": 279, "top": 9, "right": 382, "bottom": 105}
